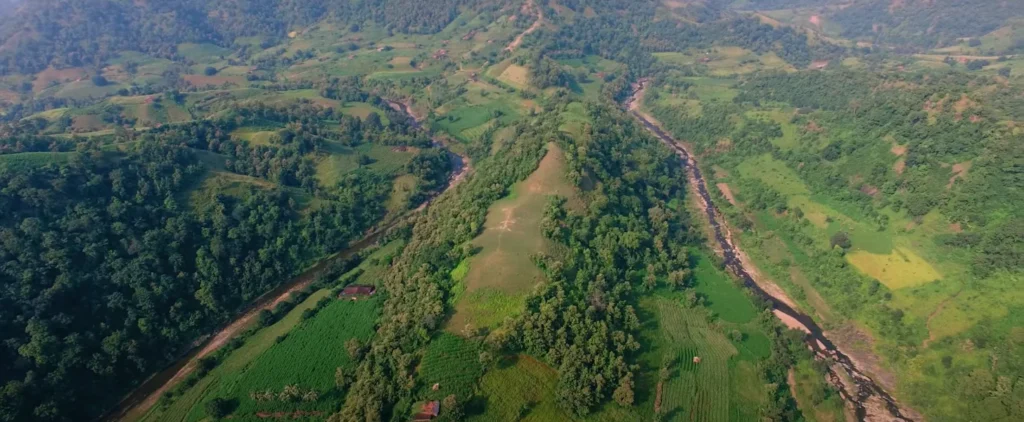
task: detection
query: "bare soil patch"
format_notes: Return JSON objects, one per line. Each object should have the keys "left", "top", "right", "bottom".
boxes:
{"left": 183, "top": 74, "right": 245, "bottom": 88}
{"left": 859, "top": 184, "right": 879, "bottom": 197}
{"left": 71, "top": 115, "right": 104, "bottom": 132}
{"left": 809, "top": 15, "right": 823, "bottom": 27}
{"left": 947, "top": 161, "right": 971, "bottom": 189}
{"left": 717, "top": 183, "right": 738, "bottom": 206}
{"left": 774, "top": 310, "right": 811, "bottom": 333}
{"left": 889, "top": 144, "right": 907, "bottom": 156}
{"left": 34, "top": 67, "right": 86, "bottom": 92}
{"left": 892, "top": 158, "right": 906, "bottom": 175}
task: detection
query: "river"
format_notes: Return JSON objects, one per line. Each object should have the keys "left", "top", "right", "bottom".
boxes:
{"left": 626, "top": 80, "right": 917, "bottom": 422}
{"left": 105, "top": 100, "right": 468, "bottom": 422}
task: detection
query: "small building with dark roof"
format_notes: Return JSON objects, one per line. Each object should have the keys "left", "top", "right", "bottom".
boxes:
{"left": 339, "top": 285, "right": 376, "bottom": 300}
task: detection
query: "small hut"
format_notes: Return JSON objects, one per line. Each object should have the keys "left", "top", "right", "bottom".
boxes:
{"left": 693, "top": 356, "right": 702, "bottom": 364}
{"left": 339, "top": 285, "right": 376, "bottom": 300}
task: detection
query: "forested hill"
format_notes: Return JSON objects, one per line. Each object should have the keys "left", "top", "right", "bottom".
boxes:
{"left": 0, "top": 0, "right": 472, "bottom": 74}
{"left": 733, "top": 0, "right": 1024, "bottom": 49}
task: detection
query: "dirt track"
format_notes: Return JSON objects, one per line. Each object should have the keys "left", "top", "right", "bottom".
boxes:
{"left": 506, "top": 0, "right": 543, "bottom": 52}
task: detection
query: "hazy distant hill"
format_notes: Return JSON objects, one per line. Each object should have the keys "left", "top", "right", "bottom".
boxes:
{"left": 732, "top": 0, "right": 1024, "bottom": 49}
{"left": 0, "top": 0, "right": 468, "bottom": 75}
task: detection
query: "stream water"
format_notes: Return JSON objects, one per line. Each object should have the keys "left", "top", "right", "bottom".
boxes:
{"left": 105, "top": 100, "right": 467, "bottom": 422}
{"left": 626, "top": 80, "right": 915, "bottom": 422}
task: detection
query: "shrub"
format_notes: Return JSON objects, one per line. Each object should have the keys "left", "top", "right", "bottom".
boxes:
{"left": 205, "top": 398, "right": 236, "bottom": 419}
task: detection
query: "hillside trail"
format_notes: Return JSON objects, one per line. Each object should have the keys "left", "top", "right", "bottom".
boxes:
{"left": 506, "top": 0, "right": 543, "bottom": 52}
{"left": 626, "top": 79, "right": 921, "bottom": 422}
{"left": 922, "top": 288, "right": 963, "bottom": 349}
{"left": 106, "top": 102, "right": 467, "bottom": 422}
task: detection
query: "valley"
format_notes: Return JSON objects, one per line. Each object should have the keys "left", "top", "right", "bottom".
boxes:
{"left": 0, "top": 1, "right": 1021, "bottom": 422}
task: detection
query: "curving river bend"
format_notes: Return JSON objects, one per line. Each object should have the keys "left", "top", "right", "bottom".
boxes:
{"left": 626, "top": 80, "right": 916, "bottom": 422}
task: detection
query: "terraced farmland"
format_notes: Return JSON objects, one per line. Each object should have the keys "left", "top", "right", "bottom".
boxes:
{"left": 652, "top": 298, "right": 739, "bottom": 422}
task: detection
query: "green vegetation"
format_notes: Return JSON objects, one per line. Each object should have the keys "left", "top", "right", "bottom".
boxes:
{"left": 3, "top": 1, "right": 1022, "bottom": 421}
{"left": 647, "top": 49, "right": 1024, "bottom": 421}
{"left": 468, "top": 356, "right": 571, "bottom": 421}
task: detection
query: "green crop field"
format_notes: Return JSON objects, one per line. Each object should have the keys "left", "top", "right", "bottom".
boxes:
{"left": 139, "top": 288, "right": 335, "bottom": 422}
{"left": 0, "top": 152, "right": 73, "bottom": 171}
{"left": 691, "top": 253, "right": 758, "bottom": 324}
{"left": 737, "top": 154, "right": 809, "bottom": 196}
{"left": 448, "top": 144, "right": 578, "bottom": 332}
{"left": 416, "top": 333, "right": 483, "bottom": 403}
{"left": 184, "top": 297, "right": 381, "bottom": 419}
{"left": 140, "top": 241, "right": 400, "bottom": 422}
{"left": 177, "top": 43, "right": 234, "bottom": 63}
{"left": 637, "top": 295, "right": 763, "bottom": 422}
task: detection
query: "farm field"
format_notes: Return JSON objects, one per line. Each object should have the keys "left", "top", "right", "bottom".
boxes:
{"left": 0, "top": 151, "right": 74, "bottom": 170}
{"left": 654, "top": 47, "right": 793, "bottom": 76}
{"left": 138, "top": 288, "right": 336, "bottom": 422}
{"left": 632, "top": 289, "right": 769, "bottom": 422}
{"left": 138, "top": 242, "right": 400, "bottom": 422}
{"left": 415, "top": 333, "right": 483, "bottom": 404}
{"left": 447, "top": 143, "right": 577, "bottom": 332}
{"left": 175, "top": 297, "right": 381, "bottom": 421}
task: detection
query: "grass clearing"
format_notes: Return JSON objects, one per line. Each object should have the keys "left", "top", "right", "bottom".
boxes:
{"left": 339, "top": 102, "right": 386, "bottom": 119}
{"left": 692, "top": 253, "right": 758, "bottom": 324}
{"left": 315, "top": 142, "right": 417, "bottom": 187}
{"left": 497, "top": 64, "right": 530, "bottom": 88}
{"left": 686, "top": 77, "right": 738, "bottom": 102}
{"left": 737, "top": 154, "right": 809, "bottom": 195}
{"left": 789, "top": 361, "right": 845, "bottom": 422}
{"left": 448, "top": 144, "right": 577, "bottom": 332}
{"left": 230, "top": 127, "right": 280, "bottom": 146}
{"left": 177, "top": 43, "right": 233, "bottom": 63}
{"left": 847, "top": 247, "right": 942, "bottom": 290}
{"left": 386, "top": 174, "right": 418, "bottom": 215}
{"left": 745, "top": 109, "right": 800, "bottom": 150}
{"left": 467, "top": 355, "right": 571, "bottom": 422}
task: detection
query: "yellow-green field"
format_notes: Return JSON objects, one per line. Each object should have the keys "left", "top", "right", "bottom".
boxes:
{"left": 230, "top": 127, "right": 280, "bottom": 146}
{"left": 654, "top": 47, "right": 793, "bottom": 76}
{"left": 448, "top": 144, "right": 577, "bottom": 332}
{"left": 497, "top": 64, "right": 530, "bottom": 88}
{"left": 846, "top": 248, "right": 942, "bottom": 289}
{"left": 737, "top": 154, "right": 810, "bottom": 196}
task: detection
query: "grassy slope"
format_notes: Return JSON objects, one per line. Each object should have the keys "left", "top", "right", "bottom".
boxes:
{"left": 447, "top": 143, "right": 578, "bottom": 332}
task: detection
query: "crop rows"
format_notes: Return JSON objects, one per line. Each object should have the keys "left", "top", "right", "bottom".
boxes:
{"left": 655, "top": 299, "right": 737, "bottom": 422}
{"left": 417, "top": 332, "right": 482, "bottom": 401}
